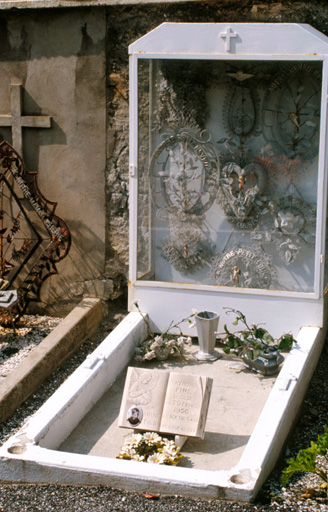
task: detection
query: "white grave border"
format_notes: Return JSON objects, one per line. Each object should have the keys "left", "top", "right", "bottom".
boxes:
{"left": 0, "top": 313, "right": 325, "bottom": 501}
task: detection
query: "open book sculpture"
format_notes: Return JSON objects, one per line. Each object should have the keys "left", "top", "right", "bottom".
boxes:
{"left": 119, "top": 367, "right": 213, "bottom": 438}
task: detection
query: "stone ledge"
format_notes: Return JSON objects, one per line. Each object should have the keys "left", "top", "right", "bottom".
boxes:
{"left": 0, "top": 297, "right": 103, "bottom": 424}
{"left": 0, "top": 0, "right": 194, "bottom": 10}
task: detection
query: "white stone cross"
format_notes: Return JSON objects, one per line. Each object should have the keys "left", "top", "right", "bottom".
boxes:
{"left": 0, "top": 82, "right": 52, "bottom": 157}
{"left": 219, "top": 27, "right": 238, "bottom": 52}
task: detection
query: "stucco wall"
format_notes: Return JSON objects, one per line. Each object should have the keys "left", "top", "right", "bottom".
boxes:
{"left": 0, "top": 8, "right": 107, "bottom": 315}
{"left": 1, "top": 1, "right": 328, "bottom": 315}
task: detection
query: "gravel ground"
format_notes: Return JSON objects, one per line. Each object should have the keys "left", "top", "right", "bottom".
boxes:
{"left": 0, "top": 298, "right": 327, "bottom": 511}
{"left": 0, "top": 315, "right": 61, "bottom": 381}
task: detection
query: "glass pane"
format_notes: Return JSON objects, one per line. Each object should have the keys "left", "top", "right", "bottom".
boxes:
{"left": 137, "top": 59, "right": 152, "bottom": 279}
{"left": 137, "top": 59, "right": 322, "bottom": 293}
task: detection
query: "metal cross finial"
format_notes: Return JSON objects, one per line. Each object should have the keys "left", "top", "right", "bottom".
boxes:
{"left": 0, "top": 82, "right": 52, "bottom": 157}
{"left": 220, "top": 27, "right": 238, "bottom": 52}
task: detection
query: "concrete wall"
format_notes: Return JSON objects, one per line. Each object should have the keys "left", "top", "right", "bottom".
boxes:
{"left": 0, "top": 1, "right": 327, "bottom": 316}
{"left": 0, "top": 8, "right": 107, "bottom": 315}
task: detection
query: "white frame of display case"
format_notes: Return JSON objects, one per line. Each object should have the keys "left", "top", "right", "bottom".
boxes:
{"left": 128, "top": 23, "right": 328, "bottom": 336}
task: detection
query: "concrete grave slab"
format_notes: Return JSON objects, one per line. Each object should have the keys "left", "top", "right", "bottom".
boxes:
{"left": 0, "top": 311, "right": 325, "bottom": 501}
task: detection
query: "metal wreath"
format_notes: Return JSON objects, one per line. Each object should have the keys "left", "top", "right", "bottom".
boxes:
{"left": 0, "top": 141, "right": 71, "bottom": 325}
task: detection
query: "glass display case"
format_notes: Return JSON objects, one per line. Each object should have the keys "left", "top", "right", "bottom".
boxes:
{"left": 129, "top": 24, "right": 328, "bottom": 335}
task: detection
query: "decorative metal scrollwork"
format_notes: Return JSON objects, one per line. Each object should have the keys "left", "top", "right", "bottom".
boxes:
{"left": 251, "top": 183, "right": 316, "bottom": 265}
{"left": 143, "top": 59, "right": 321, "bottom": 291}
{"left": 150, "top": 128, "right": 220, "bottom": 218}
{"left": 262, "top": 63, "right": 322, "bottom": 160}
{"left": 217, "top": 161, "right": 267, "bottom": 228}
{"left": 160, "top": 218, "right": 215, "bottom": 273}
{"left": 222, "top": 71, "right": 260, "bottom": 139}
{"left": 0, "top": 142, "right": 71, "bottom": 325}
{"left": 210, "top": 245, "right": 274, "bottom": 289}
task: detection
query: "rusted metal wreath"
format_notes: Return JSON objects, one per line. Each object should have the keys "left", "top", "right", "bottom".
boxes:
{"left": 0, "top": 141, "right": 71, "bottom": 325}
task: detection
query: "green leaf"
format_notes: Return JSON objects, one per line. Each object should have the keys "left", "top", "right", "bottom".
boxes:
{"left": 245, "top": 349, "right": 254, "bottom": 360}
{"left": 278, "top": 334, "right": 295, "bottom": 351}
{"left": 242, "top": 331, "right": 252, "bottom": 341}
{"left": 316, "top": 425, "right": 328, "bottom": 454}
{"left": 253, "top": 327, "right": 267, "bottom": 339}
{"left": 226, "top": 335, "right": 241, "bottom": 349}
{"left": 281, "top": 426, "right": 328, "bottom": 486}
{"left": 232, "top": 319, "right": 239, "bottom": 326}
{"left": 262, "top": 332, "right": 274, "bottom": 344}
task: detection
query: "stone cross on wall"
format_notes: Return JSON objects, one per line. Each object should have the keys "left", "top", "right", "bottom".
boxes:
{"left": 219, "top": 27, "right": 238, "bottom": 52}
{"left": 0, "top": 82, "right": 52, "bottom": 157}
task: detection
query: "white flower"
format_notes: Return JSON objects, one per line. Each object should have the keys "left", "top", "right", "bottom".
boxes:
{"left": 162, "top": 445, "right": 178, "bottom": 458}
{"left": 189, "top": 321, "right": 196, "bottom": 329}
{"left": 150, "top": 336, "right": 165, "bottom": 350}
{"left": 144, "top": 350, "right": 156, "bottom": 360}
{"left": 163, "top": 439, "right": 177, "bottom": 450}
{"left": 177, "top": 337, "right": 187, "bottom": 348}
{"left": 147, "top": 452, "right": 166, "bottom": 464}
{"left": 117, "top": 432, "right": 181, "bottom": 466}
{"left": 126, "top": 433, "right": 143, "bottom": 447}
{"left": 142, "top": 432, "right": 162, "bottom": 445}
{"left": 178, "top": 336, "right": 192, "bottom": 347}
{"left": 192, "top": 309, "right": 198, "bottom": 315}
{"left": 132, "top": 454, "right": 145, "bottom": 462}
{"left": 120, "top": 446, "right": 137, "bottom": 458}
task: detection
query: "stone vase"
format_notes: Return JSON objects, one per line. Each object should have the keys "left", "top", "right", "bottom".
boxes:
{"left": 194, "top": 311, "right": 221, "bottom": 361}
